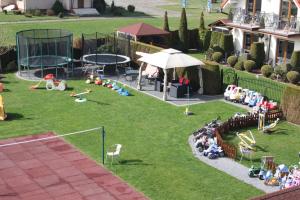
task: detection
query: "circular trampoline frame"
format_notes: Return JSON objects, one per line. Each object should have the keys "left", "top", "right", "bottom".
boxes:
{"left": 82, "top": 54, "right": 131, "bottom": 65}
{"left": 16, "top": 29, "right": 73, "bottom": 79}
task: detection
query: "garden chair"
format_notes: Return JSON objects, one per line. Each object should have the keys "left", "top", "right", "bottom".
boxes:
{"left": 106, "top": 144, "right": 122, "bottom": 165}
{"left": 239, "top": 145, "right": 253, "bottom": 163}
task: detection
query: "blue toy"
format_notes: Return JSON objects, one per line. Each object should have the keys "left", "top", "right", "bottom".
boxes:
{"left": 118, "top": 88, "right": 130, "bottom": 96}
{"left": 249, "top": 92, "right": 261, "bottom": 107}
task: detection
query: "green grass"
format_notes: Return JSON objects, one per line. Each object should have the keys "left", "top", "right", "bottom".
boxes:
{"left": 0, "top": 12, "right": 75, "bottom": 22}
{"left": 0, "top": 73, "right": 264, "bottom": 200}
{"left": 222, "top": 124, "right": 300, "bottom": 168}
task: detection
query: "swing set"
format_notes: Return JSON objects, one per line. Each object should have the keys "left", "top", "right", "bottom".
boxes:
{"left": 258, "top": 113, "right": 280, "bottom": 133}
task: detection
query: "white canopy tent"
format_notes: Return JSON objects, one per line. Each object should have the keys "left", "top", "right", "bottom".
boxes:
{"left": 137, "top": 48, "right": 204, "bottom": 101}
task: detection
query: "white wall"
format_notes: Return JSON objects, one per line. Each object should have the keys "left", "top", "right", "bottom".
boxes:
{"left": 231, "top": 28, "right": 244, "bottom": 52}
{"left": 0, "top": 0, "right": 15, "bottom": 7}
{"left": 261, "top": 0, "right": 281, "bottom": 15}
{"left": 23, "top": 0, "right": 56, "bottom": 10}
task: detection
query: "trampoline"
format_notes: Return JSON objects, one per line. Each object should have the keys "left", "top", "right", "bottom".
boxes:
{"left": 81, "top": 33, "right": 131, "bottom": 75}
{"left": 16, "top": 29, "right": 73, "bottom": 79}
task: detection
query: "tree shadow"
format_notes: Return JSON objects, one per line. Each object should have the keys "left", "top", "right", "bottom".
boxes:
{"left": 118, "top": 159, "right": 151, "bottom": 166}
{"left": 88, "top": 99, "right": 110, "bottom": 105}
{"left": 255, "top": 145, "right": 268, "bottom": 153}
{"left": 266, "top": 128, "right": 288, "bottom": 135}
{"left": 5, "top": 113, "right": 28, "bottom": 121}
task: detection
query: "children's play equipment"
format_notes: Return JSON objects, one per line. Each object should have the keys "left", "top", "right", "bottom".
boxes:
{"left": 229, "top": 87, "right": 243, "bottom": 102}
{"left": 70, "top": 89, "right": 92, "bottom": 103}
{"left": 184, "top": 86, "right": 193, "bottom": 116}
{"left": 16, "top": 29, "right": 73, "bottom": 78}
{"left": 31, "top": 74, "right": 67, "bottom": 91}
{"left": 258, "top": 113, "right": 280, "bottom": 133}
{"left": 237, "top": 130, "right": 256, "bottom": 151}
{"left": 224, "top": 84, "right": 236, "bottom": 100}
{"left": 0, "top": 95, "right": 7, "bottom": 121}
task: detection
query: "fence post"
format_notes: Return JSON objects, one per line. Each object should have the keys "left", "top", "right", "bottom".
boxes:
{"left": 102, "top": 126, "right": 105, "bottom": 165}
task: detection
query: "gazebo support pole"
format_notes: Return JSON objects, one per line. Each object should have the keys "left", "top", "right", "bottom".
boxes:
{"left": 163, "top": 69, "right": 168, "bottom": 101}
{"left": 137, "top": 62, "right": 144, "bottom": 90}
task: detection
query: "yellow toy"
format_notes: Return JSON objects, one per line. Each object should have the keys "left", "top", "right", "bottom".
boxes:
{"left": 236, "top": 130, "right": 256, "bottom": 151}
{"left": 258, "top": 113, "right": 280, "bottom": 133}
{"left": 0, "top": 95, "right": 7, "bottom": 121}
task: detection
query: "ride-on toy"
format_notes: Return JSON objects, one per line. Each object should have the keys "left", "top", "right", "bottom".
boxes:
{"left": 229, "top": 87, "right": 244, "bottom": 102}
{"left": 70, "top": 89, "right": 92, "bottom": 103}
{"left": 224, "top": 85, "right": 236, "bottom": 100}
{"left": 31, "top": 74, "right": 67, "bottom": 91}
{"left": 243, "top": 90, "right": 254, "bottom": 105}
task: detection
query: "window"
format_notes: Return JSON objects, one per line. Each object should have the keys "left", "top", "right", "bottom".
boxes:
{"left": 277, "top": 40, "right": 294, "bottom": 63}
{"left": 281, "top": 0, "right": 298, "bottom": 20}
{"left": 246, "top": 0, "right": 261, "bottom": 14}
{"left": 244, "top": 32, "right": 259, "bottom": 50}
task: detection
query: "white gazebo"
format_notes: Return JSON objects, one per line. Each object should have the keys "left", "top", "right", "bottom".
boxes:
{"left": 137, "top": 48, "right": 205, "bottom": 101}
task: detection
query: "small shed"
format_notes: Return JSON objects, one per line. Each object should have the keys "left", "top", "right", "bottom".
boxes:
{"left": 116, "top": 23, "right": 170, "bottom": 47}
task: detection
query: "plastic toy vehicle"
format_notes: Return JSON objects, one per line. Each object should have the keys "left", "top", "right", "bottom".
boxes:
{"left": 31, "top": 74, "right": 67, "bottom": 91}
{"left": 224, "top": 85, "right": 236, "bottom": 100}
{"left": 229, "top": 87, "right": 243, "bottom": 102}
{"left": 248, "top": 165, "right": 261, "bottom": 177}
{"left": 249, "top": 92, "right": 262, "bottom": 107}
{"left": 203, "top": 143, "right": 224, "bottom": 159}
{"left": 240, "top": 89, "right": 249, "bottom": 103}
{"left": 243, "top": 90, "right": 255, "bottom": 105}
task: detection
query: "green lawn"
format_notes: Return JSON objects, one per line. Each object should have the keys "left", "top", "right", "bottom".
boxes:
{"left": 0, "top": 12, "right": 76, "bottom": 22}
{"left": 222, "top": 124, "right": 300, "bottom": 168}
{"left": 0, "top": 73, "right": 264, "bottom": 200}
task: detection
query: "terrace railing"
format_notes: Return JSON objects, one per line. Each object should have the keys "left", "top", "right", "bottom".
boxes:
{"left": 229, "top": 8, "right": 300, "bottom": 33}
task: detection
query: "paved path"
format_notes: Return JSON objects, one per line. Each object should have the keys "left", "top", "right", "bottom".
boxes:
{"left": 0, "top": 132, "right": 148, "bottom": 200}
{"left": 188, "top": 135, "right": 279, "bottom": 193}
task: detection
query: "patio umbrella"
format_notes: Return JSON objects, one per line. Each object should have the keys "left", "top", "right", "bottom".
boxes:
{"left": 137, "top": 48, "right": 204, "bottom": 101}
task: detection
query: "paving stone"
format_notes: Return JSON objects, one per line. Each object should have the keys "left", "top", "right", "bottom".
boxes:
{"left": 25, "top": 166, "right": 53, "bottom": 178}
{"left": 85, "top": 192, "right": 117, "bottom": 200}
{"left": 0, "top": 159, "right": 15, "bottom": 170}
{"left": 5, "top": 175, "right": 34, "bottom": 187}
{"left": 0, "top": 167, "right": 25, "bottom": 179}
{"left": 54, "top": 166, "right": 82, "bottom": 178}
{"left": 7, "top": 152, "right": 34, "bottom": 162}
{"left": 44, "top": 159, "right": 71, "bottom": 170}
{"left": 71, "top": 158, "right": 97, "bottom": 170}
{"left": 73, "top": 182, "right": 105, "bottom": 196}
{"left": 45, "top": 183, "right": 75, "bottom": 198}
{"left": 34, "top": 174, "right": 62, "bottom": 187}
{"left": 16, "top": 159, "right": 44, "bottom": 170}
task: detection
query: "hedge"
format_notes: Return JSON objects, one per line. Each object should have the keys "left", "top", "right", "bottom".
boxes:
{"left": 210, "top": 31, "right": 223, "bottom": 49}
{"left": 281, "top": 85, "right": 300, "bottom": 125}
{"left": 203, "top": 30, "right": 211, "bottom": 51}
{"left": 202, "top": 61, "right": 222, "bottom": 94}
{"left": 250, "top": 42, "right": 265, "bottom": 69}
{"left": 0, "top": 46, "right": 16, "bottom": 72}
{"left": 220, "top": 34, "right": 234, "bottom": 57}
{"left": 290, "top": 51, "right": 300, "bottom": 72}
{"left": 188, "top": 28, "right": 202, "bottom": 50}
{"left": 175, "top": 66, "right": 200, "bottom": 92}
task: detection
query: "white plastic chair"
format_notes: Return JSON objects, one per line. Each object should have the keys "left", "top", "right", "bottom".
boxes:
{"left": 106, "top": 144, "right": 122, "bottom": 165}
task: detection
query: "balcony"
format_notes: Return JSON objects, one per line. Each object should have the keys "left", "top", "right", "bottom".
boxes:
{"left": 227, "top": 8, "right": 300, "bottom": 37}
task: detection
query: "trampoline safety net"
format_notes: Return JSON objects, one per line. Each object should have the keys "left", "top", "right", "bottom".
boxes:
{"left": 16, "top": 29, "right": 73, "bottom": 78}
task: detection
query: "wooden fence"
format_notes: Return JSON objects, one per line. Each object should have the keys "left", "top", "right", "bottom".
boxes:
{"left": 214, "top": 110, "right": 283, "bottom": 159}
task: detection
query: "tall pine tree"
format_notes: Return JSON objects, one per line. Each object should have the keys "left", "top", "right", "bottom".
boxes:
{"left": 179, "top": 8, "right": 188, "bottom": 52}
{"left": 163, "top": 11, "right": 170, "bottom": 31}
{"left": 93, "top": 0, "right": 106, "bottom": 14}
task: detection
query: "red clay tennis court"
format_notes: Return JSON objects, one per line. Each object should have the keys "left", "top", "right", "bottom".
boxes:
{"left": 0, "top": 132, "right": 148, "bottom": 200}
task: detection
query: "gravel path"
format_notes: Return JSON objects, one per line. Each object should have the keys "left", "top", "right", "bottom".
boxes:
{"left": 188, "top": 135, "right": 279, "bottom": 193}
{"left": 106, "top": 0, "right": 180, "bottom": 17}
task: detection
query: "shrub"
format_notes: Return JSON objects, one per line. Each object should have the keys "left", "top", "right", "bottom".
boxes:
{"left": 6, "top": 60, "right": 17, "bottom": 72}
{"left": 202, "top": 61, "right": 222, "bottom": 94}
{"left": 261, "top": 65, "right": 273, "bottom": 77}
{"left": 24, "top": 12, "right": 33, "bottom": 18}
{"left": 290, "top": 51, "right": 300, "bottom": 72}
{"left": 112, "top": 6, "right": 124, "bottom": 16}
{"left": 93, "top": 0, "right": 106, "bottom": 14}
{"left": 260, "top": 16, "right": 265, "bottom": 28}
{"left": 227, "top": 56, "right": 238, "bottom": 67}
{"left": 110, "top": 0, "right": 115, "bottom": 12}
{"left": 3, "top": 10, "right": 8, "bottom": 15}
{"left": 278, "top": 63, "right": 292, "bottom": 73}
{"left": 163, "top": 11, "right": 170, "bottom": 31}
{"left": 220, "top": 34, "right": 234, "bottom": 57}
{"left": 212, "top": 52, "right": 223, "bottom": 63}
{"left": 46, "top": 9, "right": 55, "bottom": 16}
{"left": 212, "top": 45, "right": 223, "bottom": 53}
{"left": 210, "top": 31, "right": 222, "bottom": 48}
{"left": 58, "top": 12, "right": 64, "bottom": 18}
{"left": 234, "top": 60, "right": 244, "bottom": 71}
{"left": 281, "top": 86, "right": 300, "bottom": 125}
{"left": 179, "top": 8, "right": 189, "bottom": 51}
{"left": 250, "top": 42, "right": 265, "bottom": 69}
{"left": 274, "top": 65, "right": 286, "bottom": 77}
{"left": 33, "top": 9, "right": 42, "bottom": 16}
{"left": 206, "top": 48, "right": 214, "bottom": 61}
{"left": 199, "top": 11, "right": 205, "bottom": 31}
{"left": 286, "top": 71, "right": 300, "bottom": 84}
{"left": 244, "top": 60, "right": 256, "bottom": 72}
{"left": 13, "top": 10, "right": 22, "bottom": 15}
{"left": 52, "top": 0, "right": 64, "bottom": 15}
{"left": 203, "top": 30, "right": 211, "bottom": 51}
{"left": 127, "top": 5, "right": 135, "bottom": 12}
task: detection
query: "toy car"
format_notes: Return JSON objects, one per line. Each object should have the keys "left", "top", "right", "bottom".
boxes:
{"left": 224, "top": 85, "right": 236, "bottom": 100}
{"left": 249, "top": 92, "right": 262, "bottom": 107}
{"left": 243, "top": 90, "right": 255, "bottom": 105}
{"left": 248, "top": 165, "right": 261, "bottom": 177}
{"left": 229, "top": 87, "right": 243, "bottom": 102}
{"left": 240, "top": 89, "right": 249, "bottom": 103}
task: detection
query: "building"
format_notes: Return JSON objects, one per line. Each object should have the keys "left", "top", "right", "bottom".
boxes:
{"left": 220, "top": 0, "right": 300, "bottom": 65}
{"left": 1, "top": 0, "right": 93, "bottom": 11}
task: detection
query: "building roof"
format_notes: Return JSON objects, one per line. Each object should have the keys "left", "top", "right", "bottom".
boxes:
{"left": 221, "top": 0, "right": 300, "bottom": 9}
{"left": 250, "top": 186, "right": 300, "bottom": 200}
{"left": 117, "top": 23, "right": 170, "bottom": 37}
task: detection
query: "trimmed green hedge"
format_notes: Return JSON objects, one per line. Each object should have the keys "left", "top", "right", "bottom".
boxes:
{"left": 202, "top": 61, "right": 222, "bottom": 94}
{"left": 281, "top": 85, "right": 300, "bottom": 125}
{"left": 250, "top": 42, "right": 265, "bottom": 69}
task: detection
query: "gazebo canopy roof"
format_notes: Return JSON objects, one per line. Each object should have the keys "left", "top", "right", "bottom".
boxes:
{"left": 117, "top": 23, "right": 170, "bottom": 37}
{"left": 137, "top": 48, "right": 204, "bottom": 69}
